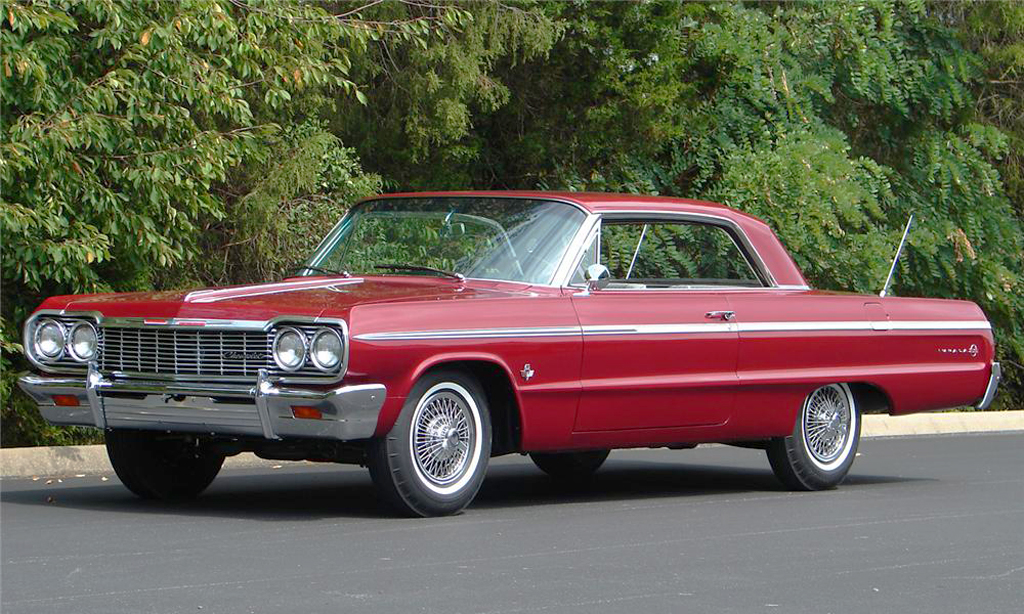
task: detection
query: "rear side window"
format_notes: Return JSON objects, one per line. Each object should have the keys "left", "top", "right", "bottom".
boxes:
{"left": 599, "top": 221, "right": 762, "bottom": 288}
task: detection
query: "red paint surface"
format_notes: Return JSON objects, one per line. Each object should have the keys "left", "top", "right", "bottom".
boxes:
{"left": 31, "top": 193, "right": 996, "bottom": 452}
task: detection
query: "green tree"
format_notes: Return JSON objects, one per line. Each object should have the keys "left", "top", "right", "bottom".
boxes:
{"left": 0, "top": 0, "right": 463, "bottom": 445}
{"left": 460, "top": 1, "right": 1023, "bottom": 405}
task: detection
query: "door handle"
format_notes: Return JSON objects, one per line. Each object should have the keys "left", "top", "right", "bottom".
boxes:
{"left": 705, "top": 310, "right": 735, "bottom": 321}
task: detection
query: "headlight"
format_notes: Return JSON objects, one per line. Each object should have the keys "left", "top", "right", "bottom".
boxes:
{"left": 34, "top": 319, "right": 66, "bottom": 360}
{"left": 67, "top": 321, "right": 99, "bottom": 361}
{"left": 273, "top": 327, "right": 307, "bottom": 371}
{"left": 310, "top": 328, "right": 343, "bottom": 371}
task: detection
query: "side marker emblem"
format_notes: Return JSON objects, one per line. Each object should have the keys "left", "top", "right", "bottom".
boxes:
{"left": 520, "top": 364, "right": 535, "bottom": 381}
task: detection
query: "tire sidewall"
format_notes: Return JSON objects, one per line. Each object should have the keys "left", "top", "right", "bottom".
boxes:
{"left": 382, "top": 370, "right": 492, "bottom": 515}
{"left": 792, "top": 383, "right": 861, "bottom": 487}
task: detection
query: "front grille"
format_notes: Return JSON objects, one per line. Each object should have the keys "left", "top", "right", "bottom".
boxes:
{"left": 99, "top": 324, "right": 336, "bottom": 380}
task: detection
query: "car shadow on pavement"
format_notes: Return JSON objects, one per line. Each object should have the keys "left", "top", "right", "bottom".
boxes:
{"left": 471, "top": 459, "right": 927, "bottom": 511}
{"left": 1, "top": 458, "right": 928, "bottom": 520}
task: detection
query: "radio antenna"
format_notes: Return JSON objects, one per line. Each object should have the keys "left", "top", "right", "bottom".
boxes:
{"left": 880, "top": 214, "right": 914, "bottom": 298}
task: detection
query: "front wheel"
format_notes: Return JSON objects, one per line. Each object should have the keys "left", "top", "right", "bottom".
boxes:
{"left": 105, "top": 430, "right": 225, "bottom": 500}
{"left": 368, "top": 370, "right": 492, "bottom": 517}
{"left": 767, "top": 383, "right": 860, "bottom": 491}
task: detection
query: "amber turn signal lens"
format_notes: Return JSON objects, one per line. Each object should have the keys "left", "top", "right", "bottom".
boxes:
{"left": 52, "top": 395, "right": 80, "bottom": 407}
{"left": 291, "top": 406, "right": 322, "bottom": 420}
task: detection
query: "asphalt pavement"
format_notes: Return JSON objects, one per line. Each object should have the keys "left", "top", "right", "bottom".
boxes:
{"left": 2, "top": 433, "right": 1022, "bottom": 614}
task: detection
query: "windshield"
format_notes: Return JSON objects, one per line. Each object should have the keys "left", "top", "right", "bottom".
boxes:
{"left": 302, "top": 197, "right": 587, "bottom": 284}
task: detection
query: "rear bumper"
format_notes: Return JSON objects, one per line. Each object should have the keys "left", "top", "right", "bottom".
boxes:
{"left": 975, "top": 362, "right": 1001, "bottom": 411}
{"left": 17, "top": 366, "right": 386, "bottom": 441}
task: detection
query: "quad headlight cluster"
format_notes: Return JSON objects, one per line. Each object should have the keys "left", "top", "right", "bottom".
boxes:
{"left": 31, "top": 318, "right": 98, "bottom": 363}
{"left": 272, "top": 326, "right": 344, "bottom": 373}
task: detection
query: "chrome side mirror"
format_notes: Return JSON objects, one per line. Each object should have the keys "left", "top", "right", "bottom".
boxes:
{"left": 585, "top": 264, "right": 610, "bottom": 291}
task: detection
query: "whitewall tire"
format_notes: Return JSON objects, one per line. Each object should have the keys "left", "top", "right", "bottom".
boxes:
{"left": 368, "top": 369, "right": 491, "bottom": 517}
{"left": 767, "top": 383, "right": 861, "bottom": 491}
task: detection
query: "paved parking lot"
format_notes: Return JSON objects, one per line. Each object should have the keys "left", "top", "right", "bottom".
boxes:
{"left": 2, "top": 433, "right": 1022, "bottom": 613}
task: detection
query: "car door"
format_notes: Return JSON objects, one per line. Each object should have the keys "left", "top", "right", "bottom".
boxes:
{"left": 569, "top": 215, "right": 763, "bottom": 431}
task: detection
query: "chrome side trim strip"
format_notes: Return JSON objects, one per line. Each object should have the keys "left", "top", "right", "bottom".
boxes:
{"left": 354, "top": 320, "right": 992, "bottom": 341}
{"left": 582, "top": 323, "right": 734, "bottom": 335}
{"left": 737, "top": 320, "right": 992, "bottom": 333}
{"left": 354, "top": 326, "right": 581, "bottom": 341}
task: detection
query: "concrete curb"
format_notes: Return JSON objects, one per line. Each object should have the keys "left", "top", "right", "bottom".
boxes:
{"left": 2, "top": 412, "right": 1021, "bottom": 479}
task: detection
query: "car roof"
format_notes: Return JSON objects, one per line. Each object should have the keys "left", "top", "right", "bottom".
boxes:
{"left": 369, "top": 191, "right": 764, "bottom": 222}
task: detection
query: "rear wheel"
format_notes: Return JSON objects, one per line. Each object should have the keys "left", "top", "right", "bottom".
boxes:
{"left": 368, "top": 370, "right": 491, "bottom": 517}
{"left": 105, "top": 430, "right": 225, "bottom": 500}
{"left": 767, "top": 383, "right": 860, "bottom": 491}
{"left": 530, "top": 450, "right": 610, "bottom": 480}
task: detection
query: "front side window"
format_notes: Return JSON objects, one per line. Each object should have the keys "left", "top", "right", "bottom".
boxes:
{"left": 304, "top": 198, "right": 586, "bottom": 285}
{"left": 589, "top": 219, "right": 762, "bottom": 288}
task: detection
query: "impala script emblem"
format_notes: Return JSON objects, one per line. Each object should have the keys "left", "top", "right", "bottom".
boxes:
{"left": 938, "top": 344, "right": 978, "bottom": 357}
{"left": 223, "top": 351, "right": 266, "bottom": 361}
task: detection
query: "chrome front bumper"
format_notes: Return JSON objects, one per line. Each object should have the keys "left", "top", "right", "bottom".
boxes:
{"left": 975, "top": 362, "right": 1001, "bottom": 411}
{"left": 17, "top": 365, "right": 386, "bottom": 441}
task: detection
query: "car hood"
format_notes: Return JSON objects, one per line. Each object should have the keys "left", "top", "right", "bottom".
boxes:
{"left": 57, "top": 277, "right": 537, "bottom": 322}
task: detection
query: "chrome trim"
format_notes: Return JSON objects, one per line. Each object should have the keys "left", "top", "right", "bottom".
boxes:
{"left": 583, "top": 323, "right": 735, "bottom": 336}
{"left": 310, "top": 327, "right": 344, "bottom": 371}
{"left": 355, "top": 319, "right": 993, "bottom": 341}
{"left": 34, "top": 318, "right": 67, "bottom": 362}
{"left": 550, "top": 212, "right": 602, "bottom": 287}
{"left": 66, "top": 320, "right": 99, "bottom": 362}
{"left": 86, "top": 362, "right": 105, "bottom": 429}
{"left": 737, "top": 320, "right": 992, "bottom": 333}
{"left": 705, "top": 310, "right": 736, "bottom": 321}
{"left": 184, "top": 278, "right": 365, "bottom": 304}
{"left": 306, "top": 195, "right": 595, "bottom": 289}
{"left": 17, "top": 370, "right": 387, "bottom": 442}
{"left": 560, "top": 210, "right": 778, "bottom": 289}
{"left": 975, "top": 362, "right": 1001, "bottom": 410}
{"left": 354, "top": 326, "right": 581, "bottom": 342}
{"left": 561, "top": 221, "right": 602, "bottom": 289}
{"left": 272, "top": 326, "right": 308, "bottom": 372}
{"left": 254, "top": 369, "right": 277, "bottom": 439}
{"left": 24, "top": 311, "right": 350, "bottom": 384}
{"left": 24, "top": 311, "right": 103, "bottom": 373}
{"left": 102, "top": 316, "right": 270, "bottom": 330}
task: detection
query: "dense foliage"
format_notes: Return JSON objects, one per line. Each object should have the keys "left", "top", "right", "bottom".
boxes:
{"left": 2, "top": 0, "right": 1021, "bottom": 446}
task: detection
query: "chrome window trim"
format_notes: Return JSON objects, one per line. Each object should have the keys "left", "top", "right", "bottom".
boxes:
{"left": 23, "top": 310, "right": 350, "bottom": 383}
{"left": 304, "top": 195, "right": 596, "bottom": 288}
{"left": 557, "top": 210, "right": 792, "bottom": 290}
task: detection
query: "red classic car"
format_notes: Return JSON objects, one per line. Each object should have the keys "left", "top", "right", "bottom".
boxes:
{"left": 19, "top": 192, "right": 1001, "bottom": 516}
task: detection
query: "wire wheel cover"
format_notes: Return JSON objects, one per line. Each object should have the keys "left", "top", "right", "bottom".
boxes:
{"left": 802, "top": 385, "right": 852, "bottom": 463}
{"left": 412, "top": 391, "right": 475, "bottom": 486}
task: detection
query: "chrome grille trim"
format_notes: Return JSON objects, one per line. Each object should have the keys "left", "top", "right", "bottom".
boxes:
{"left": 22, "top": 312, "right": 105, "bottom": 374}
{"left": 24, "top": 311, "right": 347, "bottom": 384}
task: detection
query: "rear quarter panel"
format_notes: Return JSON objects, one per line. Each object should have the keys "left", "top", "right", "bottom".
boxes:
{"left": 728, "top": 291, "right": 992, "bottom": 438}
